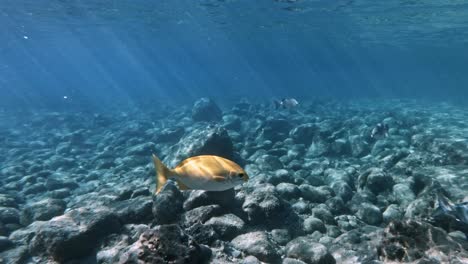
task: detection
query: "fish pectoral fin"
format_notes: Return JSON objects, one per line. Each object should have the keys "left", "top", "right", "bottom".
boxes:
{"left": 212, "top": 176, "right": 226, "bottom": 182}
{"left": 176, "top": 179, "right": 190, "bottom": 191}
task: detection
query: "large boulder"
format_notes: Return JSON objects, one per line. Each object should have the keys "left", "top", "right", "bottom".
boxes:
{"left": 182, "top": 205, "right": 223, "bottom": 227}
{"left": 119, "top": 224, "right": 211, "bottom": 263}
{"left": 378, "top": 220, "right": 468, "bottom": 262}
{"left": 183, "top": 189, "right": 237, "bottom": 211}
{"left": 242, "top": 185, "right": 303, "bottom": 235}
{"left": 192, "top": 98, "right": 222, "bottom": 122}
{"left": 0, "top": 207, "right": 20, "bottom": 225}
{"left": 20, "top": 198, "right": 67, "bottom": 226}
{"left": 358, "top": 168, "right": 394, "bottom": 194}
{"left": 152, "top": 182, "right": 184, "bottom": 225}
{"left": 163, "top": 125, "right": 235, "bottom": 167}
{"left": 257, "top": 118, "right": 292, "bottom": 142}
{"left": 290, "top": 124, "right": 317, "bottom": 145}
{"left": 28, "top": 207, "right": 121, "bottom": 262}
{"left": 231, "top": 231, "right": 281, "bottom": 263}
{"left": 157, "top": 127, "right": 185, "bottom": 143}
{"left": 285, "top": 237, "right": 336, "bottom": 264}
{"left": 205, "top": 213, "right": 245, "bottom": 240}
{"left": 111, "top": 196, "right": 153, "bottom": 224}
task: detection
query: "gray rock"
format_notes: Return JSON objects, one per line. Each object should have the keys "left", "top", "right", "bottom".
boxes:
{"left": 326, "top": 226, "right": 342, "bottom": 238}
{"left": 20, "top": 198, "right": 66, "bottom": 226}
{"left": 276, "top": 182, "right": 301, "bottom": 200}
{"left": 183, "top": 189, "right": 236, "bottom": 211}
{"left": 312, "top": 207, "right": 335, "bottom": 225}
{"left": 356, "top": 203, "right": 382, "bottom": 225}
{"left": 358, "top": 168, "right": 394, "bottom": 194}
{"left": 268, "top": 169, "right": 294, "bottom": 185}
{"left": 392, "top": 183, "right": 415, "bottom": 208}
{"left": 163, "top": 125, "right": 234, "bottom": 167}
{"left": 258, "top": 118, "right": 292, "bottom": 142}
{"left": 0, "top": 236, "right": 13, "bottom": 252}
{"left": 323, "top": 169, "right": 351, "bottom": 185}
{"left": 292, "top": 199, "right": 310, "bottom": 214}
{"left": 231, "top": 231, "right": 280, "bottom": 263}
{"left": 325, "top": 197, "right": 346, "bottom": 215}
{"left": 184, "top": 221, "right": 219, "bottom": 245}
{"left": 283, "top": 258, "right": 307, "bottom": 264}
{"left": 349, "top": 135, "right": 370, "bottom": 157}
{"left": 111, "top": 197, "right": 153, "bottom": 224}
{"left": 307, "top": 137, "right": 329, "bottom": 157}
{"left": 270, "top": 229, "right": 291, "bottom": 246}
{"left": 223, "top": 114, "right": 242, "bottom": 130}
{"left": 285, "top": 237, "right": 335, "bottom": 264}
{"left": 205, "top": 213, "right": 245, "bottom": 240}
{"left": 119, "top": 224, "right": 211, "bottom": 263}
{"left": 0, "top": 207, "right": 20, "bottom": 225}
{"left": 23, "top": 183, "right": 47, "bottom": 195}
{"left": 45, "top": 178, "right": 79, "bottom": 191}
{"left": 299, "top": 184, "right": 328, "bottom": 203}
{"left": 336, "top": 215, "right": 365, "bottom": 231}
{"left": 157, "top": 126, "right": 185, "bottom": 143}
{"left": 152, "top": 182, "right": 184, "bottom": 225}
{"left": 378, "top": 220, "right": 466, "bottom": 262}
{"left": 242, "top": 188, "right": 282, "bottom": 224}
{"left": 256, "top": 154, "right": 283, "bottom": 171}
{"left": 192, "top": 97, "right": 222, "bottom": 122}
{"left": 0, "top": 245, "right": 29, "bottom": 264}
{"left": 29, "top": 206, "right": 121, "bottom": 262}
{"left": 241, "top": 255, "right": 261, "bottom": 264}
{"left": 48, "top": 188, "right": 71, "bottom": 199}
{"left": 290, "top": 123, "right": 317, "bottom": 145}
{"left": 182, "top": 204, "right": 223, "bottom": 227}
{"left": 330, "top": 138, "right": 351, "bottom": 156}
{"left": 383, "top": 204, "right": 402, "bottom": 224}
{"left": 330, "top": 181, "right": 353, "bottom": 201}
{"left": 0, "top": 195, "right": 17, "bottom": 208}
{"left": 242, "top": 186, "right": 302, "bottom": 234}
{"left": 348, "top": 190, "right": 377, "bottom": 214}
{"left": 404, "top": 198, "right": 432, "bottom": 219}
{"left": 96, "top": 233, "right": 132, "bottom": 264}
{"left": 304, "top": 217, "right": 326, "bottom": 234}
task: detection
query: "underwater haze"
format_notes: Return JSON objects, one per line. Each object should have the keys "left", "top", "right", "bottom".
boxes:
{"left": 1, "top": 1, "right": 468, "bottom": 264}
{"left": 1, "top": 0, "right": 468, "bottom": 109}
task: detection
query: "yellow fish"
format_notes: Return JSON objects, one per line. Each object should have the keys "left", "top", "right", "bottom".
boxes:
{"left": 152, "top": 154, "right": 249, "bottom": 194}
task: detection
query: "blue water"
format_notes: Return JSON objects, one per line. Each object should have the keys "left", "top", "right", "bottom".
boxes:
{"left": 1, "top": 0, "right": 468, "bottom": 109}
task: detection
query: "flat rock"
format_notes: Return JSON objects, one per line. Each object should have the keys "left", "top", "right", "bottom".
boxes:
{"left": 20, "top": 198, "right": 66, "bottom": 226}
{"left": 182, "top": 204, "right": 223, "bottom": 227}
{"left": 378, "top": 220, "right": 468, "bottom": 262}
{"left": 29, "top": 206, "right": 121, "bottom": 262}
{"left": 205, "top": 213, "right": 245, "bottom": 240}
{"left": 119, "top": 224, "right": 211, "bottom": 263}
{"left": 111, "top": 196, "right": 153, "bottom": 224}
{"left": 0, "top": 207, "right": 20, "bottom": 225}
{"left": 152, "top": 182, "right": 184, "bottom": 225}
{"left": 231, "top": 231, "right": 280, "bottom": 263}
{"left": 192, "top": 97, "right": 222, "bottom": 122}
{"left": 285, "top": 237, "right": 335, "bottom": 264}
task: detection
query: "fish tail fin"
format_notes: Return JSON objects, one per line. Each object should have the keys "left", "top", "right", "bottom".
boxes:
{"left": 152, "top": 154, "right": 173, "bottom": 194}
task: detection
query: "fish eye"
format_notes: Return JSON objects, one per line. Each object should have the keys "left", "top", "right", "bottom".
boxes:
{"left": 238, "top": 173, "right": 245, "bottom": 178}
